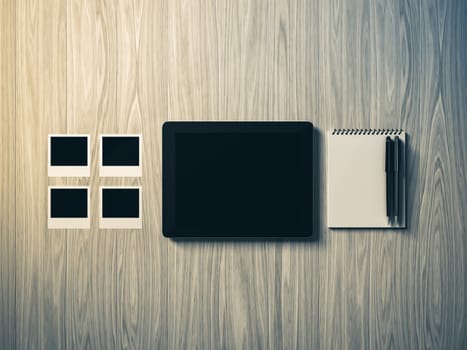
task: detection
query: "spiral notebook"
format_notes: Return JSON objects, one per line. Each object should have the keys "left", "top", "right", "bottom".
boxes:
{"left": 327, "top": 129, "right": 406, "bottom": 228}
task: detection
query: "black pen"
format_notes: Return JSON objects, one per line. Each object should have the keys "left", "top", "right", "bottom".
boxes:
{"left": 394, "top": 136, "right": 400, "bottom": 223}
{"left": 385, "top": 137, "right": 393, "bottom": 221}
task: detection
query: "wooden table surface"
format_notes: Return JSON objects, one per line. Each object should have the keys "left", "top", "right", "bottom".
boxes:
{"left": 1, "top": 0, "right": 466, "bottom": 349}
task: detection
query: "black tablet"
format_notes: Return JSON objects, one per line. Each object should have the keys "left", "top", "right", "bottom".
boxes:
{"left": 163, "top": 122, "right": 314, "bottom": 238}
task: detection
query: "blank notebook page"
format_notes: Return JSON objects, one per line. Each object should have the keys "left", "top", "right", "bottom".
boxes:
{"left": 327, "top": 131, "right": 406, "bottom": 228}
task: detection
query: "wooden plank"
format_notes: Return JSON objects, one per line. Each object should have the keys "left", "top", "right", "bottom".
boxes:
{"left": 15, "top": 0, "right": 67, "bottom": 348}
{"left": 367, "top": 0, "right": 421, "bottom": 349}
{"left": 87, "top": 0, "right": 119, "bottom": 348}
{"left": 440, "top": 2, "right": 467, "bottom": 346}
{"left": 135, "top": 1, "right": 169, "bottom": 346}
{"left": 217, "top": 1, "right": 273, "bottom": 348}
{"left": 16, "top": 2, "right": 42, "bottom": 346}
{"left": 318, "top": 0, "right": 373, "bottom": 348}
{"left": 167, "top": 0, "right": 223, "bottom": 349}
{"left": 167, "top": 0, "right": 320, "bottom": 348}
{"left": 317, "top": 7, "right": 345, "bottom": 346}
{"left": 168, "top": 0, "right": 219, "bottom": 120}
{"left": 0, "top": 1, "right": 16, "bottom": 349}
{"left": 217, "top": 0, "right": 271, "bottom": 120}
{"left": 40, "top": 2, "right": 68, "bottom": 348}
{"left": 66, "top": 0, "right": 113, "bottom": 348}
{"left": 383, "top": 0, "right": 420, "bottom": 348}
{"left": 268, "top": 1, "right": 319, "bottom": 347}
{"left": 455, "top": 3, "right": 467, "bottom": 348}
{"left": 419, "top": 1, "right": 467, "bottom": 348}
{"left": 218, "top": 0, "right": 320, "bottom": 348}
{"left": 115, "top": 0, "right": 167, "bottom": 348}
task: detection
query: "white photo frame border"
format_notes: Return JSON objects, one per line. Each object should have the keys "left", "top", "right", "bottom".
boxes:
{"left": 99, "top": 134, "right": 142, "bottom": 177}
{"left": 48, "top": 134, "right": 90, "bottom": 177}
{"left": 48, "top": 186, "right": 90, "bottom": 229}
{"left": 99, "top": 186, "right": 142, "bottom": 229}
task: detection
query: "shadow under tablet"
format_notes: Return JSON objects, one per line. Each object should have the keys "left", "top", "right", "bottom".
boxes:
{"left": 162, "top": 121, "right": 316, "bottom": 239}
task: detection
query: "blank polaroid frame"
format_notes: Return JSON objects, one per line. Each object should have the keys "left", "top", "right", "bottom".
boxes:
{"left": 100, "top": 186, "right": 142, "bottom": 229}
{"left": 99, "top": 135, "right": 142, "bottom": 177}
{"left": 48, "top": 134, "right": 90, "bottom": 177}
{"left": 48, "top": 186, "right": 90, "bottom": 229}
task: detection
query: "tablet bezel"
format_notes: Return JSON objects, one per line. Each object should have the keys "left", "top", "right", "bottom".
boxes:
{"left": 162, "top": 121, "right": 314, "bottom": 238}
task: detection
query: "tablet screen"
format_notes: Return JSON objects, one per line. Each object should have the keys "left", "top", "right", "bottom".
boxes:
{"left": 163, "top": 122, "right": 314, "bottom": 237}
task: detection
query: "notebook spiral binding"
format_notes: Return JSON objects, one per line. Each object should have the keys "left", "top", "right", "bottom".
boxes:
{"left": 331, "top": 128, "right": 403, "bottom": 135}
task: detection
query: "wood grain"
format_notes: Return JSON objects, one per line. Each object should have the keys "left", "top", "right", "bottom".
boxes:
{"left": 116, "top": 0, "right": 167, "bottom": 348}
{"left": 217, "top": 1, "right": 274, "bottom": 348}
{"left": 168, "top": 0, "right": 218, "bottom": 120}
{"left": 367, "top": 0, "right": 419, "bottom": 349}
{"left": 218, "top": 0, "right": 320, "bottom": 348}
{"left": 379, "top": 0, "right": 420, "bottom": 348}
{"left": 0, "top": 1, "right": 16, "bottom": 349}
{"left": 318, "top": 0, "right": 373, "bottom": 348}
{"left": 370, "top": 0, "right": 402, "bottom": 344}
{"left": 265, "top": 2, "right": 320, "bottom": 347}
{"left": 69, "top": 0, "right": 119, "bottom": 348}
{"left": 167, "top": 1, "right": 224, "bottom": 348}
{"left": 419, "top": 1, "right": 467, "bottom": 349}
{"left": 66, "top": 1, "right": 97, "bottom": 347}
{"left": 5, "top": 0, "right": 467, "bottom": 349}
{"left": 116, "top": 1, "right": 145, "bottom": 348}
{"left": 16, "top": 0, "right": 67, "bottom": 348}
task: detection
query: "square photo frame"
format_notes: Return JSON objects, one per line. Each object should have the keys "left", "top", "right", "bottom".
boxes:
{"left": 48, "top": 186, "right": 90, "bottom": 229}
{"left": 100, "top": 134, "right": 142, "bottom": 177}
{"left": 100, "top": 186, "right": 142, "bottom": 229}
{"left": 48, "top": 134, "right": 90, "bottom": 177}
